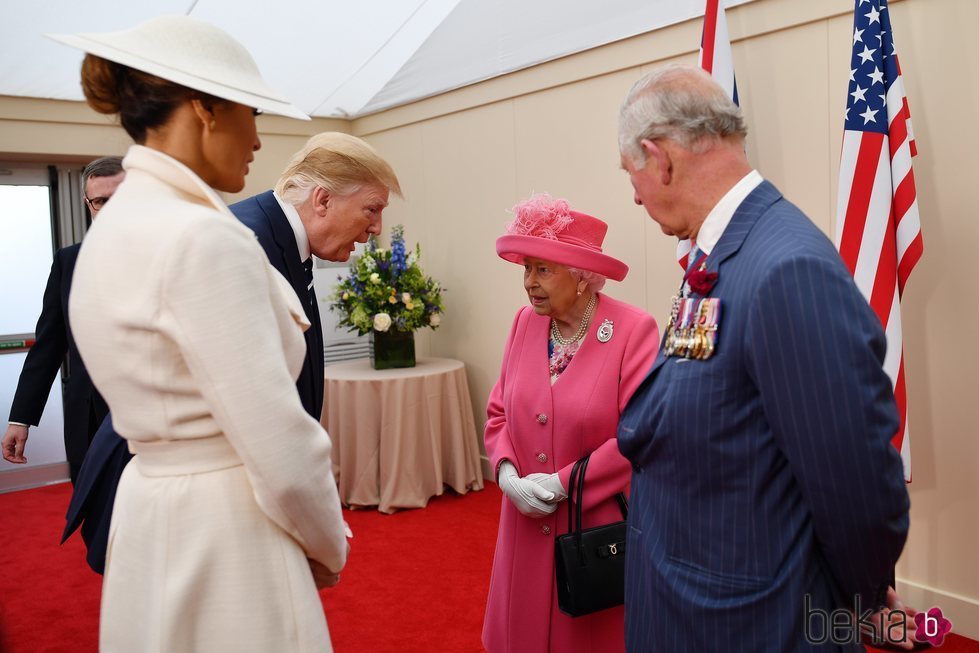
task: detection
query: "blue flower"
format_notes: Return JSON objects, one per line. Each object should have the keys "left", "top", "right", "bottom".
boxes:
{"left": 329, "top": 224, "right": 445, "bottom": 335}
{"left": 390, "top": 226, "right": 407, "bottom": 278}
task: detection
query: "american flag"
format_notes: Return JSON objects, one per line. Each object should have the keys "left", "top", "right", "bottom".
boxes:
{"left": 679, "top": 0, "right": 738, "bottom": 269}
{"left": 836, "top": 0, "right": 922, "bottom": 481}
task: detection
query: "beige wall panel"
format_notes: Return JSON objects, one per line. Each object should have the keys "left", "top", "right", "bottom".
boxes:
{"left": 737, "top": 22, "right": 832, "bottom": 232}
{"left": 362, "top": 125, "right": 434, "bottom": 357}
{"left": 637, "top": 56, "right": 698, "bottom": 326}
{"left": 229, "top": 132, "right": 315, "bottom": 203}
{"left": 825, "top": 12, "right": 851, "bottom": 236}
{"left": 416, "top": 102, "right": 518, "bottom": 436}
{"left": 512, "top": 70, "right": 650, "bottom": 312}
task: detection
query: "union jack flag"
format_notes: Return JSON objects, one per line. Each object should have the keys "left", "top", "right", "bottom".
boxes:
{"left": 836, "top": 0, "right": 922, "bottom": 481}
{"left": 679, "top": 0, "right": 738, "bottom": 269}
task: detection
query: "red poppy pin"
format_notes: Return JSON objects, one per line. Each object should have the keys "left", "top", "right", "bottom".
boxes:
{"left": 685, "top": 269, "right": 718, "bottom": 296}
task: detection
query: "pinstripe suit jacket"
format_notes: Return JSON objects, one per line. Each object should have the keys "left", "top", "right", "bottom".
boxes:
{"left": 618, "top": 181, "right": 909, "bottom": 652}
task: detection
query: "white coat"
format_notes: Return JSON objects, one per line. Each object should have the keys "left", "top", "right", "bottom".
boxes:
{"left": 70, "top": 145, "right": 347, "bottom": 652}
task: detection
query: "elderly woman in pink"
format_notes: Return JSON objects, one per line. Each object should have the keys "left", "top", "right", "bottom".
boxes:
{"left": 483, "top": 194, "right": 659, "bottom": 652}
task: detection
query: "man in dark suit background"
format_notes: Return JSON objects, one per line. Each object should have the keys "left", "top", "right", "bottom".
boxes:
{"left": 3, "top": 157, "right": 124, "bottom": 483}
{"left": 615, "top": 66, "right": 910, "bottom": 651}
{"left": 64, "top": 132, "right": 401, "bottom": 573}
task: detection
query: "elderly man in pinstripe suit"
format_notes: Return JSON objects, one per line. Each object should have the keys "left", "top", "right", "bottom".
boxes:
{"left": 615, "top": 65, "right": 910, "bottom": 651}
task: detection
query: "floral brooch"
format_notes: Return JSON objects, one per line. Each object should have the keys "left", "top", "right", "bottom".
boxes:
{"left": 685, "top": 268, "right": 718, "bottom": 296}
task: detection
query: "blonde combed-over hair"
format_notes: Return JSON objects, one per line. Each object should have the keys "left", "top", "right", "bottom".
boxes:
{"left": 275, "top": 132, "right": 402, "bottom": 205}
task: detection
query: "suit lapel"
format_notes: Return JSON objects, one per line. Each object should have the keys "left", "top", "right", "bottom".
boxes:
{"left": 636, "top": 182, "right": 782, "bottom": 391}
{"left": 256, "top": 191, "right": 307, "bottom": 302}
{"left": 254, "top": 191, "right": 324, "bottom": 416}
{"left": 706, "top": 180, "right": 782, "bottom": 274}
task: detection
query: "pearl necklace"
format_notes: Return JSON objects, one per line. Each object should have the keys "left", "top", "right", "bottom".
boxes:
{"left": 550, "top": 294, "right": 597, "bottom": 346}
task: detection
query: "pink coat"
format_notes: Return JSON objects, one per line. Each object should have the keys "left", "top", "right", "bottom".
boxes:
{"left": 482, "top": 293, "right": 659, "bottom": 653}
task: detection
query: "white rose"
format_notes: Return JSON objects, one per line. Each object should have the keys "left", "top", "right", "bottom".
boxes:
{"left": 373, "top": 313, "right": 392, "bottom": 332}
{"left": 429, "top": 314, "right": 441, "bottom": 327}
{"left": 369, "top": 273, "right": 380, "bottom": 284}
{"left": 401, "top": 292, "right": 412, "bottom": 303}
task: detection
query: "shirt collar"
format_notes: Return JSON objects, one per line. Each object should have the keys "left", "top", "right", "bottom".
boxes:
{"left": 694, "top": 169, "right": 763, "bottom": 256}
{"left": 273, "top": 190, "right": 311, "bottom": 262}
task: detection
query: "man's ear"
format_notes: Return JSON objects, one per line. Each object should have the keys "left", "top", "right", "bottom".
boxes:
{"left": 311, "top": 186, "right": 331, "bottom": 216}
{"left": 640, "top": 138, "right": 672, "bottom": 185}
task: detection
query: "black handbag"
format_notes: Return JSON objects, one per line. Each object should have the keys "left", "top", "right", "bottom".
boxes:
{"left": 554, "top": 453, "right": 628, "bottom": 617}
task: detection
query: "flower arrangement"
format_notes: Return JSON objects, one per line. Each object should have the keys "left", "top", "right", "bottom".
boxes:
{"left": 330, "top": 225, "right": 445, "bottom": 335}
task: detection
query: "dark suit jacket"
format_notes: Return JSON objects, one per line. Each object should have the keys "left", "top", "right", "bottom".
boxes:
{"left": 618, "top": 181, "right": 910, "bottom": 652}
{"left": 63, "top": 190, "right": 326, "bottom": 573}
{"left": 61, "top": 414, "right": 129, "bottom": 574}
{"left": 9, "top": 243, "right": 107, "bottom": 472}
{"left": 231, "top": 190, "right": 324, "bottom": 419}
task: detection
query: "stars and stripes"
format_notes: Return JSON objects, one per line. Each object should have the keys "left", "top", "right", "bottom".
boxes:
{"left": 836, "top": 0, "right": 921, "bottom": 481}
{"left": 679, "top": 0, "right": 738, "bottom": 269}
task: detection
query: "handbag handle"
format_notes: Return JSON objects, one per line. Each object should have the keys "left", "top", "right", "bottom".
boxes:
{"left": 565, "top": 454, "right": 629, "bottom": 565}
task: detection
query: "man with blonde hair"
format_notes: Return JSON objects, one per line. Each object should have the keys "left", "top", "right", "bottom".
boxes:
{"left": 233, "top": 131, "right": 402, "bottom": 418}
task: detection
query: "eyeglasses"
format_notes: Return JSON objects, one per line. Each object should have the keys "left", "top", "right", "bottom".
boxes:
{"left": 85, "top": 195, "right": 111, "bottom": 211}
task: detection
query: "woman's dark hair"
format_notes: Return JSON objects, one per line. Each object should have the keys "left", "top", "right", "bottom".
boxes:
{"left": 80, "top": 54, "right": 221, "bottom": 143}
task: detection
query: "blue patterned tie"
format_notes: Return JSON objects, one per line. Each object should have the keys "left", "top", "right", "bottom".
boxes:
{"left": 685, "top": 244, "right": 701, "bottom": 275}
{"left": 682, "top": 245, "right": 703, "bottom": 298}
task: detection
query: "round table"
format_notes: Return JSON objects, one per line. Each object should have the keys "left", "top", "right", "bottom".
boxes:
{"left": 321, "top": 357, "right": 485, "bottom": 513}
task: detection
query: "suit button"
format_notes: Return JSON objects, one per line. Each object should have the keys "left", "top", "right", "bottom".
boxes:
{"left": 537, "top": 413, "right": 548, "bottom": 424}
{"left": 541, "top": 525, "right": 551, "bottom": 535}
{"left": 537, "top": 453, "right": 548, "bottom": 464}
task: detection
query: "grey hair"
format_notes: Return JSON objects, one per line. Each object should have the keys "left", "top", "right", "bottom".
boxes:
{"left": 81, "top": 156, "right": 123, "bottom": 192}
{"left": 618, "top": 64, "right": 747, "bottom": 166}
{"left": 568, "top": 267, "right": 607, "bottom": 293}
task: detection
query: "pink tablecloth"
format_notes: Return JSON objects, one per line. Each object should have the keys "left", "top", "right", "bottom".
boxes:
{"left": 322, "top": 357, "right": 484, "bottom": 513}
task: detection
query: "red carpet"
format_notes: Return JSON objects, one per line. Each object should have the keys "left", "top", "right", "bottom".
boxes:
{"left": 0, "top": 482, "right": 501, "bottom": 653}
{"left": 1, "top": 482, "right": 977, "bottom": 652}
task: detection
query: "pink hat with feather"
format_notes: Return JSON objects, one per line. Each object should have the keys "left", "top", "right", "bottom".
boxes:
{"left": 495, "top": 194, "right": 628, "bottom": 281}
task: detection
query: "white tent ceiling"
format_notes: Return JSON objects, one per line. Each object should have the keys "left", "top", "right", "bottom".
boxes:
{"left": 0, "top": 0, "right": 751, "bottom": 119}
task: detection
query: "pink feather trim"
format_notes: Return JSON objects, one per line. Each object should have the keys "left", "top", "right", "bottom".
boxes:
{"left": 505, "top": 193, "right": 573, "bottom": 240}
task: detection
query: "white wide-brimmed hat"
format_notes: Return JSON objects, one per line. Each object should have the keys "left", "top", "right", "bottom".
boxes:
{"left": 47, "top": 16, "right": 309, "bottom": 120}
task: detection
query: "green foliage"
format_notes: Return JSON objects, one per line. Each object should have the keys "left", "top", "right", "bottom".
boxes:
{"left": 330, "top": 225, "right": 445, "bottom": 335}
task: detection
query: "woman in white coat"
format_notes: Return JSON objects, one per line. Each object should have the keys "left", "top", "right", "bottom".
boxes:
{"left": 50, "top": 17, "right": 347, "bottom": 652}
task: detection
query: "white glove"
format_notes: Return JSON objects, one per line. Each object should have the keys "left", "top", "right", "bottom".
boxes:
{"left": 524, "top": 472, "right": 568, "bottom": 504}
{"left": 497, "top": 460, "right": 557, "bottom": 518}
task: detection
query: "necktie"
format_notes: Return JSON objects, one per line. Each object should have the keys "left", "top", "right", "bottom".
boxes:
{"left": 682, "top": 245, "right": 704, "bottom": 297}
{"left": 685, "top": 244, "right": 702, "bottom": 275}
{"left": 303, "top": 258, "right": 316, "bottom": 308}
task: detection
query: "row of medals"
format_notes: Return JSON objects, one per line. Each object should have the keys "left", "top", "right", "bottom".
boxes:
{"left": 664, "top": 267, "right": 720, "bottom": 360}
